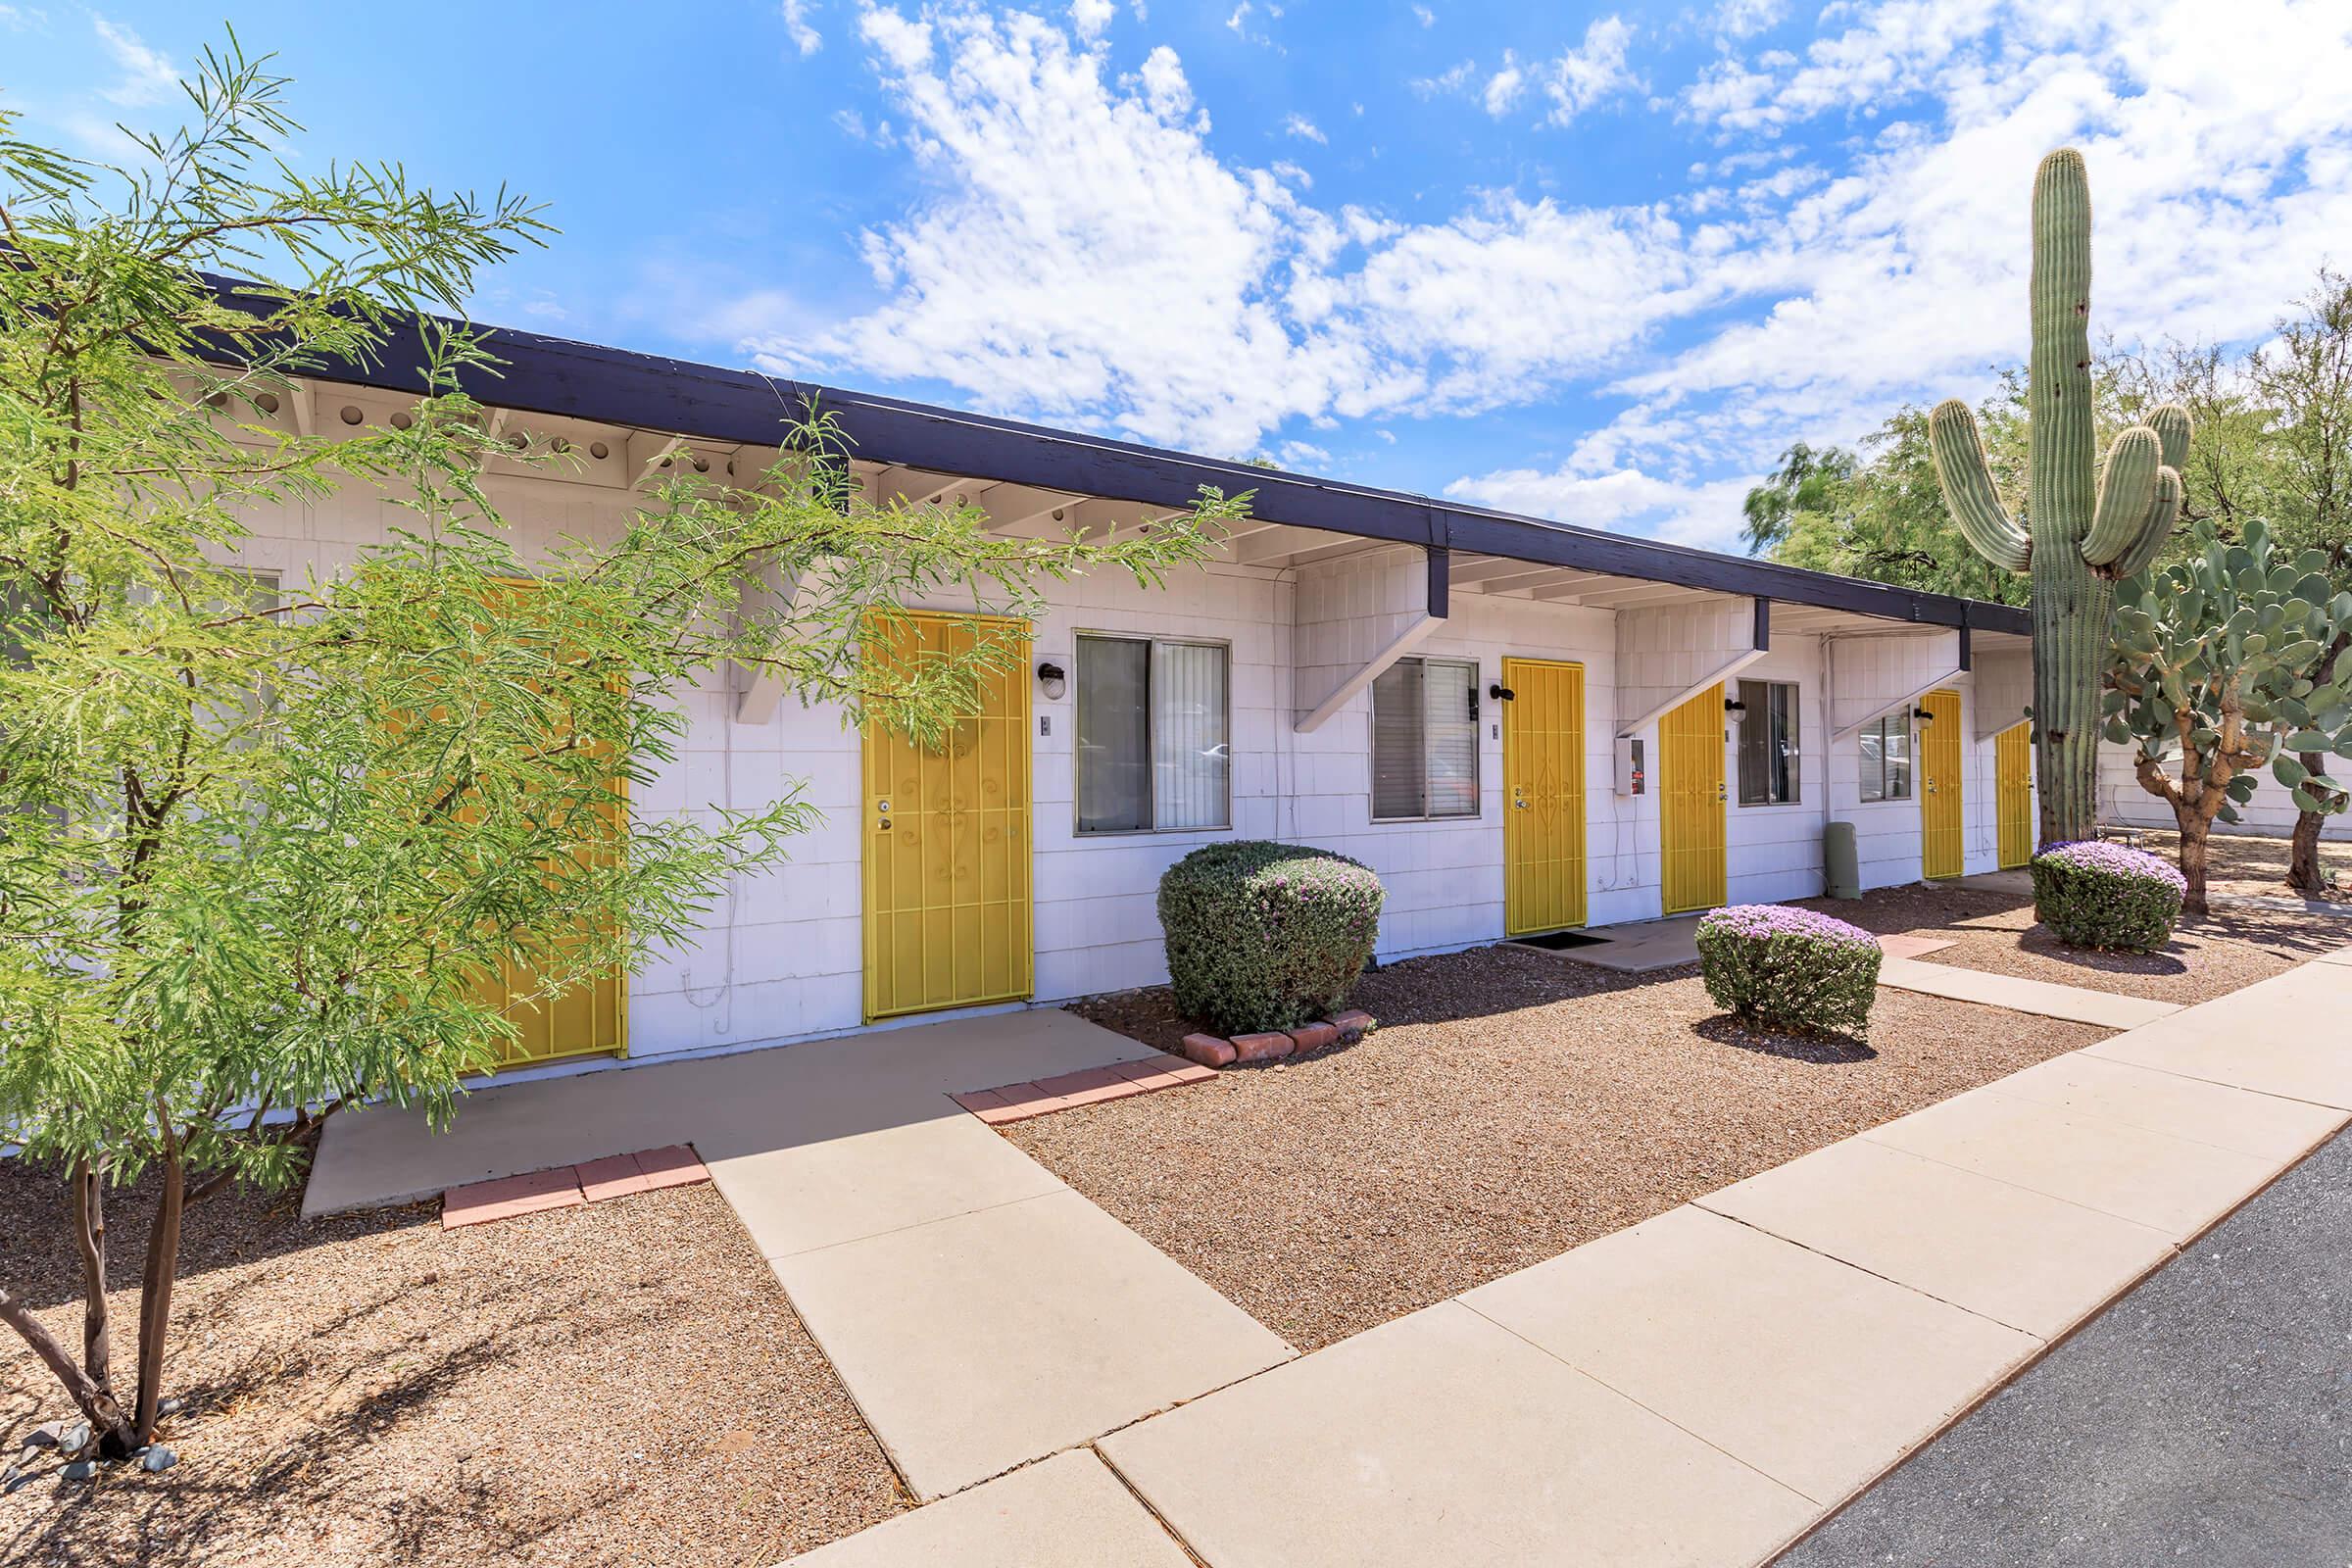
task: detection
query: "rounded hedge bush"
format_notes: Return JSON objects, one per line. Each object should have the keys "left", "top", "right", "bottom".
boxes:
{"left": 2030, "top": 841, "right": 2186, "bottom": 952}
{"left": 1695, "top": 905, "right": 1883, "bottom": 1040}
{"left": 1157, "top": 840, "right": 1385, "bottom": 1036}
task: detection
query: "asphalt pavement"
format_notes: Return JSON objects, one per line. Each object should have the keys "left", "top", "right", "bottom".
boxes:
{"left": 1776, "top": 1125, "right": 2352, "bottom": 1567}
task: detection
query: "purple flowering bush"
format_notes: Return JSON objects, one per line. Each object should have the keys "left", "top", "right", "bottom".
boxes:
{"left": 1695, "top": 905, "right": 1884, "bottom": 1039}
{"left": 2031, "top": 841, "right": 2186, "bottom": 952}
{"left": 1158, "top": 841, "right": 1385, "bottom": 1035}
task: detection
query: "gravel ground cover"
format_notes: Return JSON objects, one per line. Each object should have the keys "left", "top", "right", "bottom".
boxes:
{"left": 1, "top": 1164, "right": 906, "bottom": 1567}
{"left": 1793, "top": 872, "right": 2346, "bottom": 1009}
{"left": 2126, "top": 828, "right": 2350, "bottom": 904}
{"left": 1042, "top": 945, "right": 2108, "bottom": 1351}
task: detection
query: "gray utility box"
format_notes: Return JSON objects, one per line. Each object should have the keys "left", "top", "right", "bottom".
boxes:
{"left": 1823, "top": 820, "right": 1862, "bottom": 901}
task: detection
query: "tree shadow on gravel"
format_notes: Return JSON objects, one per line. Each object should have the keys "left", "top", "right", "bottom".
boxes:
{"left": 1692, "top": 1014, "right": 1879, "bottom": 1065}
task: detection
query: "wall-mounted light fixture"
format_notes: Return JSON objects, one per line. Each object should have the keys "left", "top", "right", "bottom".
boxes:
{"left": 1724, "top": 696, "right": 1748, "bottom": 726}
{"left": 1489, "top": 683, "right": 1516, "bottom": 702}
{"left": 1036, "top": 662, "right": 1067, "bottom": 701}
{"left": 1913, "top": 706, "right": 1935, "bottom": 724}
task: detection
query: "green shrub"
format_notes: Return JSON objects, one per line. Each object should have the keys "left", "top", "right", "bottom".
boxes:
{"left": 1695, "top": 905, "right": 1883, "bottom": 1039}
{"left": 1157, "top": 841, "right": 1385, "bottom": 1035}
{"left": 2031, "top": 841, "right": 2186, "bottom": 952}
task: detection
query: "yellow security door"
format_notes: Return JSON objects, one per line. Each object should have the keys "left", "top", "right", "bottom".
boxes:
{"left": 463, "top": 580, "right": 627, "bottom": 1070}
{"left": 1996, "top": 721, "right": 2034, "bottom": 868}
{"left": 1503, "top": 658, "right": 1587, "bottom": 934}
{"left": 1659, "top": 683, "right": 1728, "bottom": 914}
{"left": 862, "top": 612, "right": 1033, "bottom": 1020}
{"left": 1920, "top": 687, "right": 1964, "bottom": 879}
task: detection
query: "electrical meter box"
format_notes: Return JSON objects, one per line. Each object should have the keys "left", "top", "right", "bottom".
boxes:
{"left": 1614, "top": 736, "right": 1645, "bottom": 797}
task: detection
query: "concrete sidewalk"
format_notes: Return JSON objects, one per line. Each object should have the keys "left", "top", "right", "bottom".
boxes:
{"left": 1082, "top": 958, "right": 2352, "bottom": 1568}
{"left": 1873, "top": 953, "right": 2180, "bottom": 1028}
{"left": 1777, "top": 1122, "right": 2352, "bottom": 1567}
{"left": 309, "top": 1008, "right": 1292, "bottom": 1504}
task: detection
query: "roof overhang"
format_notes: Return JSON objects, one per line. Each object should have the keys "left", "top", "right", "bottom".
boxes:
{"left": 192, "top": 275, "right": 2032, "bottom": 640}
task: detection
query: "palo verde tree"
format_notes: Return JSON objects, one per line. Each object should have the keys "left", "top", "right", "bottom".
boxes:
{"left": 0, "top": 45, "right": 1232, "bottom": 1461}
{"left": 2105, "top": 520, "right": 2352, "bottom": 914}
{"left": 1928, "top": 148, "right": 2190, "bottom": 848}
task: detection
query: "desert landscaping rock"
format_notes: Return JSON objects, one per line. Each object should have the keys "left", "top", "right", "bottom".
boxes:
{"left": 1050, "top": 942, "right": 2112, "bottom": 1349}
{"left": 0, "top": 1164, "right": 906, "bottom": 1566}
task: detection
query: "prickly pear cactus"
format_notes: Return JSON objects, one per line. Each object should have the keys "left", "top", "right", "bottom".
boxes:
{"left": 2106, "top": 519, "right": 2352, "bottom": 912}
{"left": 1927, "top": 148, "right": 2189, "bottom": 847}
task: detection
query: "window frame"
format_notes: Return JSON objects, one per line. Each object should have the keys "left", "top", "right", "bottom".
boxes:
{"left": 1071, "top": 629, "right": 1234, "bottom": 837}
{"left": 1734, "top": 678, "right": 1801, "bottom": 808}
{"left": 1857, "top": 710, "right": 1914, "bottom": 804}
{"left": 1368, "top": 654, "right": 1483, "bottom": 824}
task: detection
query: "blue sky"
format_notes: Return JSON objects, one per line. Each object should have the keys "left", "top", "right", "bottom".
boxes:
{"left": 8, "top": 0, "right": 2351, "bottom": 552}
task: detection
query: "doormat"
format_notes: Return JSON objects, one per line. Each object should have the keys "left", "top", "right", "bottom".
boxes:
{"left": 1510, "top": 929, "right": 1609, "bottom": 952}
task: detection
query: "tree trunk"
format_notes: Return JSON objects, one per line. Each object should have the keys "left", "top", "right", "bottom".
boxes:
{"left": 2177, "top": 808, "right": 2211, "bottom": 917}
{"left": 0, "top": 1285, "right": 132, "bottom": 1440}
{"left": 73, "top": 1162, "right": 113, "bottom": 1398}
{"left": 127, "top": 1150, "right": 185, "bottom": 1452}
{"left": 2287, "top": 770, "right": 2332, "bottom": 896}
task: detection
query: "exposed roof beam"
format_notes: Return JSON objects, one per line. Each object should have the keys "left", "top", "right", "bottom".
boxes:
{"left": 1231, "top": 524, "right": 1328, "bottom": 566}
{"left": 193, "top": 273, "right": 2030, "bottom": 640}
{"left": 1465, "top": 564, "right": 1595, "bottom": 595}
{"left": 1528, "top": 572, "right": 1627, "bottom": 602}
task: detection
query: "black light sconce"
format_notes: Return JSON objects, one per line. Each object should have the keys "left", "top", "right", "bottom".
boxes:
{"left": 1489, "top": 683, "right": 1516, "bottom": 702}
{"left": 1912, "top": 706, "right": 1935, "bottom": 723}
{"left": 1036, "top": 662, "right": 1067, "bottom": 701}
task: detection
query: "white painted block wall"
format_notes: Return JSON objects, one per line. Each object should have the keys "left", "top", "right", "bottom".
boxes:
{"left": 225, "top": 460, "right": 2045, "bottom": 1067}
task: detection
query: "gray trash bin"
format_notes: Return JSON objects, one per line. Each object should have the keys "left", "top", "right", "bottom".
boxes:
{"left": 1824, "top": 820, "right": 1861, "bottom": 901}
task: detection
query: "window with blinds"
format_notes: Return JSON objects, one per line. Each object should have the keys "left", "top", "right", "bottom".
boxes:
{"left": 1371, "top": 656, "right": 1479, "bottom": 820}
{"left": 1735, "top": 678, "right": 1798, "bottom": 806}
{"left": 1075, "top": 633, "right": 1229, "bottom": 833}
{"left": 1858, "top": 711, "right": 1913, "bottom": 803}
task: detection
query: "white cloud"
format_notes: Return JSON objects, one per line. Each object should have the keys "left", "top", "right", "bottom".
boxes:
{"left": 1464, "top": 0, "right": 2352, "bottom": 546}
{"left": 1482, "top": 52, "right": 1525, "bottom": 116}
{"left": 729, "top": 0, "right": 2352, "bottom": 556}
{"left": 782, "top": 0, "right": 822, "bottom": 54}
{"left": 1708, "top": 0, "right": 1786, "bottom": 44}
{"left": 1410, "top": 59, "right": 1476, "bottom": 97}
{"left": 1271, "top": 159, "right": 1312, "bottom": 188}
{"left": 1069, "top": 0, "right": 1114, "bottom": 39}
{"left": 91, "top": 15, "right": 174, "bottom": 108}
{"left": 1135, "top": 44, "right": 1192, "bottom": 118}
{"left": 1538, "top": 16, "right": 1640, "bottom": 124}
{"left": 1284, "top": 112, "right": 1326, "bottom": 143}
{"left": 741, "top": 5, "right": 1700, "bottom": 453}
{"left": 0, "top": 7, "right": 52, "bottom": 32}
{"left": 1447, "top": 466, "right": 1755, "bottom": 551}
{"left": 1413, "top": 4, "right": 1435, "bottom": 24}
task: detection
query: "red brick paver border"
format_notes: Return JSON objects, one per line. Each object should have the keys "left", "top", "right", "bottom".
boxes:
{"left": 955, "top": 1054, "right": 1213, "bottom": 1126}
{"left": 443, "top": 1145, "right": 710, "bottom": 1228}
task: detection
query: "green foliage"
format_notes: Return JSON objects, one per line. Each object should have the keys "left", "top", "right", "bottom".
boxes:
{"left": 0, "top": 41, "right": 1234, "bottom": 1455}
{"left": 1923, "top": 149, "right": 2189, "bottom": 851}
{"left": 2107, "top": 518, "right": 2352, "bottom": 823}
{"left": 2029, "top": 842, "right": 2186, "bottom": 953}
{"left": 2105, "top": 515, "right": 2351, "bottom": 909}
{"left": 1693, "top": 906, "right": 1881, "bottom": 1041}
{"left": 1742, "top": 408, "right": 2030, "bottom": 606}
{"left": 1156, "top": 841, "right": 1384, "bottom": 1036}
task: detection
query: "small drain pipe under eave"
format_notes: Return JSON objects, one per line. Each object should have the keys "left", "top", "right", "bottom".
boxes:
{"left": 1295, "top": 544, "right": 1450, "bottom": 734}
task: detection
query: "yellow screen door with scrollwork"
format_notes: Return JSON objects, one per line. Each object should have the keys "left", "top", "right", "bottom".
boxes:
{"left": 1920, "top": 687, "right": 1965, "bottom": 879}
{"left": 861, "top": 612, "right": 1034, "bottom": 1021}
{"left": 1996, "top": 720, "right": 2034, "bottom": 868}
{"left": 1503, "top": 657, "right": 1588, "bottom": 935}
{"left": 1659, "top": 682, "right": 1728, "bottom": 914}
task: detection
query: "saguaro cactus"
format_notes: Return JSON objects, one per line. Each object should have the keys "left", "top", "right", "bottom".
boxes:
{"left": 1927, "top": 148, "right": 2189, "bottom": 847}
